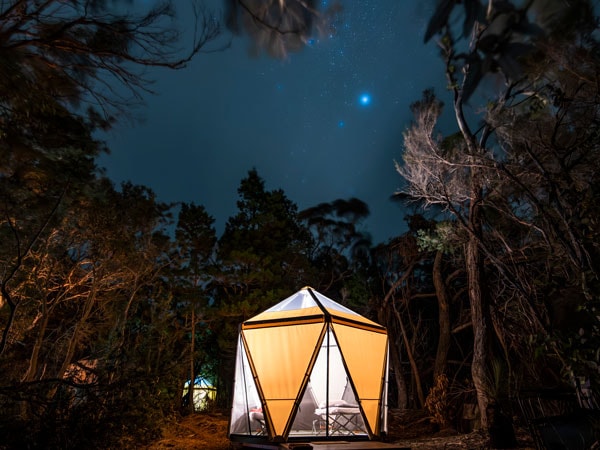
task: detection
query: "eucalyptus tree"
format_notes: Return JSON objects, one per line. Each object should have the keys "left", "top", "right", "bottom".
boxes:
{"left": 397, "top": 0, "right": 600, "bottom": 429}
{"left": 484, "top": 11, "right": 600, "bottom": 389}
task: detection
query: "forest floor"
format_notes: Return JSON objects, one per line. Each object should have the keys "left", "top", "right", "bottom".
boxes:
{"left": 142, "top": 409, "right": 537, "bottom": 450}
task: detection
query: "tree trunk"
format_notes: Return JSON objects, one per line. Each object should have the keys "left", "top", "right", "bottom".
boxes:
{"left": 0, "top": 285, "right": 18, "bottom": 356}
{"left": 466, "top": 207, "right": 491, "bottom": 430}
{"left": 388, "top": 336, "right": 408, "bottom": 409}
{"left": 393, "top": 298, "right": 425, "bottom": 407}
{"left": 58, "top": 288, "right": 97, "bottom": 379}
{"left": 189, "top": 309, "right": 196, "bottom": 414}
{"left": 22, "top": 306, "right": 49, "bottom": 382}
{"left": 450, "top": 68, "right": 493, "bottom": 428}
{"left": 433, "top": 250, "right": 450, "bottom": 379}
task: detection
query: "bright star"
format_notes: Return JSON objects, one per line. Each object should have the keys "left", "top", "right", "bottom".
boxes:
{"left": 359, "top": 93, "right": 371, "bottom": 106}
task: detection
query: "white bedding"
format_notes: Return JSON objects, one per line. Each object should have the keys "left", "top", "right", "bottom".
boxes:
{"left": 314, "top": 406, "right": 360, "bottom": 415}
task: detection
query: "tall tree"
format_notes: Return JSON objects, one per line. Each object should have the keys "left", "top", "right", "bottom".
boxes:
{"left": 211, "top": 168, "right": 313, "bottom": 406}
{"left": 174, "top": 202, "right": 217, "bottom": 412}
{"left": 398, "top": 0, "right": 600, "bottom": 430}
{"left": 398, "top": 90, "right": 495, "bottom": 424}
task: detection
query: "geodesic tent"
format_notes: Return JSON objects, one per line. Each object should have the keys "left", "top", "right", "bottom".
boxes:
{"left": 228, "top": 287, "right": 389, "bottom": 443}
{"left": 182, "top": 377, "right": 216, "bottom": 411}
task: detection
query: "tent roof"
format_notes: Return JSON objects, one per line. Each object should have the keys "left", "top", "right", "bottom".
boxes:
{"left": 243, "top": 286, "right": 385, "bottom": 332}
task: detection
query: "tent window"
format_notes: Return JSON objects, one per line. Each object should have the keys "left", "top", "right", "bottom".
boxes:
{"left": 229, "top": 335, "right": 262, "bottom": 436}
{"left": 288, "top": 328, "right": 367, "bottom": 437}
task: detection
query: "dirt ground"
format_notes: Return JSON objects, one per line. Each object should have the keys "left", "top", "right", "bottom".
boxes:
{"left": 142, "top": 409, "right": 536, "bottom": 450}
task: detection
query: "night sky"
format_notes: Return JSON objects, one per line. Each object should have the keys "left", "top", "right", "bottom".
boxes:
{"left": 99, "top": 0, "right": 446, "bottom": 244}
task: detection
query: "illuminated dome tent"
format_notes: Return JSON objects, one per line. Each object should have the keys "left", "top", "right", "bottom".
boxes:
{"left": 228, "top": 286, "right": 389, "bottom": 443}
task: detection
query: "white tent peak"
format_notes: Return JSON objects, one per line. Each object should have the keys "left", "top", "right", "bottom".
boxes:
{"left": 264, "top": 286, "right": 358, "bottom": 315}
{"left": 245, "top": 286, "right": 384, "bottom": 331}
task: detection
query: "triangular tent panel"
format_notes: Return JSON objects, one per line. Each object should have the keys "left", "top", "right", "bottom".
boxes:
{"left": 228, "top": 287, "right": 389, "bottom": 443}
{"left": 243, "top": 322, "right": 324, "bottom": 437}
{"left": 332, "top": 323, "right": 388, "bottom": 434}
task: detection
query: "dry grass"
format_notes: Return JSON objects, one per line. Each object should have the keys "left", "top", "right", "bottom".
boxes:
{"left": 143, "top": 412, "right": 232, "bottom": 450}
{"left": 140, "top": 409, "right": 536, "bottom": 450}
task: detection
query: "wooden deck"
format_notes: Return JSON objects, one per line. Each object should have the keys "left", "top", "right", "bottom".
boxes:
{"left": 238, "top": 441, "right": 410, "bottom": 450}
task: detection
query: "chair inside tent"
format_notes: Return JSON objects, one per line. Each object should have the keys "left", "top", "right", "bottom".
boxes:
{"left": 228, "top": 287, "right": 389, "bottom": 443}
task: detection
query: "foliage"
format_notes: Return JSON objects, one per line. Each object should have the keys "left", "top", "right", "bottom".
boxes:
{"left": 300, "top": 197, "right": 373, "bottom": 299}
{"left": 225, "top": 0, "right": 341, "bottom": 59}
{"left": 397, "top": 0, "right": 600, "bottom": 430}
{"left": 208, "top": 168, "right": 315, "bottom": 406}
{"left": 0, "top": 0, "right": 220, "bottom": 126}
{"left": 0, "top": 1, "right": 219, "bottom": 447}
{"left": 415, "top": 221, "right": 457, "bottom": 253}
{"left": 424, "top": 373, "right": 450, "bottom": 428}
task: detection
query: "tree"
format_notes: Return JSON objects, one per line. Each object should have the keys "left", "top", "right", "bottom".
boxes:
{"left": 398, "top": 90, "right": 495, "bottom": 424}
{"left": 0, "top": 0, "right": 220, "bottom": 356}
{"left": 0, "top": 176, "right": 182, "bottom": 447}
{"left": 0, "top": 0, "right": 220, "bottom": 126}
{"left": 174, "top": 202, "right": 217, "bottom": 413}
{"left": 211, "top": 168, "right": 314, "bottom": 406}
{"left": 299, "top": 197, "right": 372, "bottom": 302}
{"left": 398, "top": 0, "right": 600, "bottom": 430}
{"left": 484, "top": 18, "right": 600, "bottom": 387}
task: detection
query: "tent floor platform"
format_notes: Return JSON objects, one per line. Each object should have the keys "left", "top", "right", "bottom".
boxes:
{"left": 236, "top": 441, "right": 410, "bottom": 450}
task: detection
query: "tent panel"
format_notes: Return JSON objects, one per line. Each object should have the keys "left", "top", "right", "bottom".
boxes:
{"left": 246, "top": 308, "right": 323, "bottom": 324}
{"left": 243, "top": 310, "right": 323, "bottom": 329}
{"left": 244, "top": 289, "right": 319, "bottom": 324}
{"left": 311, "top": 289, "right": 361, "bottom": 316}
{"left": 243, "top": 322, "right": 324, "bottom": 437}
{"left": 331, "top": 314, "right": 387, "bottom": 332}
{"left": 266, "top": 400, "right": 296, "bottom": 437}
{"left": 229, "top": 336, "right": 262, "bottom": 436}
{"left": 288, "top": 383, "right": 319, "bottom": 434}
{"left": 360, "top": 399, "right": 381, "bottom": 435}
{"left": 309, "top": 329, "right": 347, "bottom": 405}
{"left": 333, "top": 324, "right": 388, "bottom": 434}
{"left": 261, "top": 289, "right": 318, "bottom": 312}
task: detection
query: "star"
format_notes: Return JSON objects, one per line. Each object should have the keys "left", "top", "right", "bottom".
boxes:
{"left": 359, "top": 93, "right": 371, "bottom": 106}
